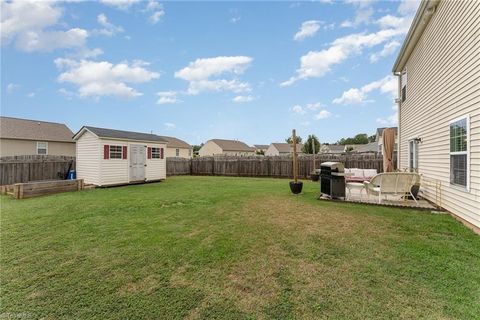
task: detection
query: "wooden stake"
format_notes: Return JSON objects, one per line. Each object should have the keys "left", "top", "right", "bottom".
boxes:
{"left": 292, "top": 129, "right": 298, "bottom": 183}
{"left": 312, "top": 136, "right": 316, "bottom": 172}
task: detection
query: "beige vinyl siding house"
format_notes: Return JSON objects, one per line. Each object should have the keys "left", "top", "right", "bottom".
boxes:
{"left": 0, "top": 117, "right": 75, "bottom": 157}
{"left": 198, "top": 139, "right": 255, "bottom": 157}
{"left": 393, "top": 0, "right": 480, "bottom": 228}
{"left": 158, "top": 136, "right": 192, "bottom": 158}
{"left": 73, "top": 126, "right": 167, "bottom": 186}
{"left": 265, "top": 143, "right": 303, "bottom": 156}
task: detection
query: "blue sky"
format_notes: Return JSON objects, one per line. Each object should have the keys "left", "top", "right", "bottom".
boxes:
{"left": 1, "top": 0, "right": 419, "bottom": 145}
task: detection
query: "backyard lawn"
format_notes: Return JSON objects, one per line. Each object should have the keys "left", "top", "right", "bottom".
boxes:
{"left": 1, "top": 176, "right": 479, "bottom": 319}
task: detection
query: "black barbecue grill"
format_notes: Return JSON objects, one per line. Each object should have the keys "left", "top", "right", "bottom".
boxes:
{"left": 320, "top": 162, "right": 345, "bottom": 199}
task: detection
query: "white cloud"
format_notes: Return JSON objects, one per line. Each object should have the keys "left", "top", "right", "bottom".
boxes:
{"left": 294, "top": 20, "right": 322, "bottom": 41}
{"left": 370, "top": 40, "right": 400, "bottom": 62}
{"left": 1, "top": 0, "right": 89, "bottom": 52}
{"left": 100, "top": 0, "right": 141, "bottom": 10}
{"left": 292, "top": 105, "right": 306, "bottom": 114}
{"left": 6, "top": 83, "right": 20, "bottom": 94}
{"left": 305, "top": 102, "right": 324, "bottom": 110}
{"left": 149, "top": 10, "right": 165, "bottom": 24}
{"left": 15, "top": 28, "right": 88, "bottom": 52}
{"left": 164, "top": 122, "right": 176, "bottom": 129}
{"left": 333, "top": 75, "right": 397, "bottom": 105}
{"left": 398, "top": 0, "right": 421, "bottom": 15}
{"left": 233, "top": 95, "right": 254, "bottom": 103}
{"left": 27, "top": 92, "right": 35, "bottom": 98}
{"left": 377, "top": 111, "right": 398, "bottom": 126}
{"left": 282, "top": 20, "right": 410, "bottom": 86}
{"left": 175, "top": 56, "right": 253, "bottom": 95}
{"left": 96, "top": 13, "right": 123, "bottom": 36}
{"left": 55, "top": 58, "right": 160, "bottom": 98}
{"left": 341, "top": 0, "right": 375, "bottom": 28}
{"left": 316, "top": 110, "right": 332, "bottom": 119}
{"left": 157, "top": 91, "right": 181, "bottom": 104}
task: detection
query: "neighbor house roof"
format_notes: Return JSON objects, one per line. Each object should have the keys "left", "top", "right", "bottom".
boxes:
{"left": 392, "top": 0, "right": 440, "bottom": 72}
{"left": 210, "top": 139, "right": 255, "bottom": 152}
{"left": 158, "top": 136, "right": 191, "bottom": 149}
{"left": 254, "top": 144, "right": 269, "bottom": 149}
{"left": 321, "top": 144, "right": 345, "bottom": 153}
{"left": 352, "top": 142, "right": 378, "bottom": 153}
{"left": 0, "top": 116, "right": 74, "bottom": 143}
{"left": 74, "top": 126, "right": 168, "bottom": 143}
{"left": 271, "top": 143, "right": 303, "bottom": 153}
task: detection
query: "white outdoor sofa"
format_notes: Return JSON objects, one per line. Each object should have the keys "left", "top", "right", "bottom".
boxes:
{"left": 363, "top": 172, "right": 420, "bottom": 204}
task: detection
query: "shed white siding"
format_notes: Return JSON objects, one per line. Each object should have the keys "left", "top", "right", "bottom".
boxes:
{"left": 398, "top": 0, "right": 480, "bottom": 227}
{"left": 75, "top": 129, "right": 166, "bottom": 186}
{"left": 76, "top": 130, "right": 100, "bottom": 186}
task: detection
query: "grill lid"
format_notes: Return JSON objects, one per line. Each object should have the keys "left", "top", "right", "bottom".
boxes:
{"left": 320, "top": 161, "right": 345, "bottom": 173}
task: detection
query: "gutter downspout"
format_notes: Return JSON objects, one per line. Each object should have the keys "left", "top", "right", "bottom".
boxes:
{"left": 394, "top": 71, "right": 402, "bottom": 170}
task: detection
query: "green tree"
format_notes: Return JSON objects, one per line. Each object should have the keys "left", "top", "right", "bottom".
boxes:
{"left": 337, "top": 133, "right": 369, "bottom": 145}
{"left": 302, "top": 134, "right": 320, "bottom": 154}
{"left": 286, "top": 136, "right": 302, "bottom": 144}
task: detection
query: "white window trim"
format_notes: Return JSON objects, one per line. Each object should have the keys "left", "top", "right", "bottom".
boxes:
{"left": 36, "top": 141, "right": 48, "bottom": 155}
{"left": 151, "top": 147, "right": 161, "bottom": 159}
{"left": 449, "top": 115, "right": 470, "bottom": 191}
{"left": 407, "top": 138, "right": 419, "bottom": 172}
{"left": 109, "top": 145, "right": 123, "bottom": 160}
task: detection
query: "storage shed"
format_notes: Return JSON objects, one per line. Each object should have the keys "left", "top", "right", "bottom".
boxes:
{"left": 73, "top": 126, "right": 167, "bottom": 186}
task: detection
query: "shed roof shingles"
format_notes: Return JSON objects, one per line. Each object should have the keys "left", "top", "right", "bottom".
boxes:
{"left": 81, "top": 126, "right": 168, "bottom": 143}
{"left": 0, "top": 116, "right": 74, "bottom": 142}
{"left": 272, "top": 143, "right": 303, "bottom": 153}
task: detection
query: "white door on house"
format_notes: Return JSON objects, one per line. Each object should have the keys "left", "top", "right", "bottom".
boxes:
{"left": 130, "top": 144, "right": 146, "bottom": 181}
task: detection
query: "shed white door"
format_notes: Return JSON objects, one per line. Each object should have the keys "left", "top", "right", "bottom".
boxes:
{"left": 130, "top": 144, "right": 146, "bottom": 182}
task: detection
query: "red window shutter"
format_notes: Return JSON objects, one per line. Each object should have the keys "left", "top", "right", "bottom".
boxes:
{"left": 147, "top": 147, "right": 152, "bottom": 159}
{"left": 160, "top": 148, "right": 164, "bottom": 159}
{"left": 104, "top": 145, "right": 109, "bottom": 159}
{"left": 122, "top": 146, "right": 127, "bottom": 159}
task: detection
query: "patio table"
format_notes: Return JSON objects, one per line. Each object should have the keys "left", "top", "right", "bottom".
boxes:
{"left": 346, "top": 182, "right": 366, "bottom": 200}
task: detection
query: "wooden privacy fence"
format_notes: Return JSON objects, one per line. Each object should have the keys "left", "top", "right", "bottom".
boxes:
{"left": 167, "top": 153, "right": 396, "bottom": 178}
{"left": 0, "top": 155, "right": 76, "bottom": 186}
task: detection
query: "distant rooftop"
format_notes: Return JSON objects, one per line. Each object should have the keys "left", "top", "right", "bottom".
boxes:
{"left": 0, "top": 116, "right": 74, "bottom": 143}
{"left": 211, "top": 139, "right": 255, "bottom": 152}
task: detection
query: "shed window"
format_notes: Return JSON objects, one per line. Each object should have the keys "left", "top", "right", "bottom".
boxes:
{"left": 109, "top": 145, "right": 123, "bottom": 159}
{"left": 176, "top": 148, "right": 180, "bottom": 157}
{"left": 449, "top": 116, "right": 469, "bottom": 188}
{"left": 401, "top": 68, "right": 407, "bottom": 102}
{"left": 37, "top": 142, "right": 48, "bottom": 155}
{"left": 151, "top": 147, "right": 161, "bottom": 159}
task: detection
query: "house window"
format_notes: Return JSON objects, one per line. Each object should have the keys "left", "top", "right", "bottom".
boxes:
{"left": 109, "top": 145, "right": 122, "bottom": 159}
{"left": 188, "top": 149, "right": 192, "bottom": 157}
{"left": 401, "top": 68, "right": 407, "bottom": 102}
{"left": 449, "top": 116, "right": 469, "bottom": 188}
{"left": 37, "top": 142, "right": 48, "bottom": 155}
{"left": 408, "top": 139, "right": 419, "bottom": 172}
{"left": 176, "top": 148, "right": 180, "bottom": 157}
{"left": 151, "top": 147, "right": 161, "bottom": 159}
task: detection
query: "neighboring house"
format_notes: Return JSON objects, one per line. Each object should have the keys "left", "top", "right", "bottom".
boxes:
{"left": 319, "top": 144, "right": 345, "bottom": 154}
{"left": 158, "top": 135, "right": 192, "bottom": 158}
{"left": 376, "top": 127, "right": 398, "bottom": 154}
{"left": 265, "top": 143, "right": 303, "bottom": 156}
{"left": 0, "top": 116, "right": 75, "bottom": 157}
{"left": 393, "top": 0, "right": 479, "bottom": 229}
{"left": 351, "top": 142, "right": 379, "bottom": 154}
{"left": 253, "top": 144, "right": 269, "bottom": 154}
{"left": 198, "top": 139, "right": 256, "bottom": 156}
{"left": 73, "top": 126, "right": 167, "bottom": 186}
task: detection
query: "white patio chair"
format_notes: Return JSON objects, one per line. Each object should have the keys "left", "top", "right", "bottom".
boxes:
{"left": 363, "top": 172, "right": 420, "bottom": 204}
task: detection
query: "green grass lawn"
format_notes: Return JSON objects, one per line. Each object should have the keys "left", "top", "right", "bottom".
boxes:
{"left": 1, "top": 176, "right": 479, "bottom": 319}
